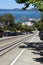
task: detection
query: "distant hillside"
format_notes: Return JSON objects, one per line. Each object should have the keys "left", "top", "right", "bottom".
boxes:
{"left": 0, "top": 8, "right": 38, "bottom": 11}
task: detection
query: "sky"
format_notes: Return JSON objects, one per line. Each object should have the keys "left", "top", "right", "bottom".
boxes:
{"left": 0, "top": 0, "right": 34, "bottom": 9}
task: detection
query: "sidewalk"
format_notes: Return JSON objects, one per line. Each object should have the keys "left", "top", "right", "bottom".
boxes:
{"left": 0, "top": 36, "right": 15, "bottom": 41}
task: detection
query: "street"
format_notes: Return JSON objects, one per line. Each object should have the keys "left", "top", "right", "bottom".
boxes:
{"left": 0, "top": 31, "right": 43, "bottom": 65}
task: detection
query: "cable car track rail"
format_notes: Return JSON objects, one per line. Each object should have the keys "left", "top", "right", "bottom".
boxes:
{"left": 0, "top": 34, "right": 34, "bottom": 56}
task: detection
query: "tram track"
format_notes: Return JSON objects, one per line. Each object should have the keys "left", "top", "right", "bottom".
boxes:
{"left": 0, "top": 34, "right": 34, "bottom": 57}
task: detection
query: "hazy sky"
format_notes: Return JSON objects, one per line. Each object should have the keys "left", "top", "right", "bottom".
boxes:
{"left": 0, "top": 0, "right": 34, "bottom": 9}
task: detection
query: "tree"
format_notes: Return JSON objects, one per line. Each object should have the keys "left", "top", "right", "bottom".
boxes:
{"left": 1, "top": 14, "right": 14, "bottom": 31}
{"left": 15, "top": 22, "right": 23, "bottom": 31}
{"left": 34, "top": 21, "right": 43, "bottom": 31}
{"left": 15, "top": 0, "right": 43, "bottom": 12}
{"left": 22, "top": 24, "right": 29, "bottom": 32}
{"left": 2, "top": 14, "right": 14, "bottom": 26}
{"left": 0, "top": 16, "right": 2, "bottom": 22}
{"left": 41, "top": 12, "right": 43, "bottom": 21}
{"left": 15, "top": 0, "right": 43, "bottom": 31}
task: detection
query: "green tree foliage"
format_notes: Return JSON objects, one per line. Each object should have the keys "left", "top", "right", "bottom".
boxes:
{"left": 15, "top": 22, "right": 23, "bottom": 31}
{"left": 34, "top": 21, "right": 43, "bottom": 31}
{"left": 2, "top": 14, "right": 14, "bottom": 26}
{"left": 0, "top": 14, "right": 15, "bottom": 31}
{"left": 22, "top": 24, "right": 29, "bottom": 32}
{"left": 15, "top": 0, "right": 43, "bottom": 11}
{"left": 41, "top": 12, "right": 43, "bottom": 21}
{"left": 0, "top": 16, "right": 2, "bottom": 22}
{"left": 14, "top": 22, "right": 34, "bottom": 32}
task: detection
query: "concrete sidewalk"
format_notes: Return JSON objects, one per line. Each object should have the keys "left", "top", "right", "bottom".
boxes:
{"left": 0, "top": 35, "right": 25, "bottom": 41}
{"left": 0, "top": 36, "right": 15, "bottom": 41}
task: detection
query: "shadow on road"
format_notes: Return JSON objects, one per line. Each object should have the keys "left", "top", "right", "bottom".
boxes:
{"left": 33, "top": 57, "right": 43, "bottom": 64}
{"left": 19, "top": 45, "right": 26, "bottom": 48}
{"left": 19, "top": 42, "right": 43, "bottom": 64}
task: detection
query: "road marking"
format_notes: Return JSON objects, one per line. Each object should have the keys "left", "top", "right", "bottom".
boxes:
{"left": 10, "top": 49, "right": 25, "bottom": 65}
{"left": 30, "top": 35, "right": 36, "bottom": 42}
{"left": 10, "top": 35, "right": 36, "bottom": 65}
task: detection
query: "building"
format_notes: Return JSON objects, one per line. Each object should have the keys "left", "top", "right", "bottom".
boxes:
{"left": 29, "top": 18, "right": 36, "bottom": 23}
{"left": 22, "top": 21, "right": 33, "bottom": 26}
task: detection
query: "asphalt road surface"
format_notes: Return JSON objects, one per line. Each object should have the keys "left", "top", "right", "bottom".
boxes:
{"left": 0, "top": 34, "right": 33, "bottom": 47}
{"left": 0, "top": 31, "right": 43, "bottom": 65}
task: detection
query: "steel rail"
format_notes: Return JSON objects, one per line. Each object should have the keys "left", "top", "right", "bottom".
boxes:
{"left": 0, "top": 34, "right": 33, "bottom": 56}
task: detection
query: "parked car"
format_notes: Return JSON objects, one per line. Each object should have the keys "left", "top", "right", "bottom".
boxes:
{"left": 4, "top": 32, "right": 10, "bottom": 36}
{"left": 10, "top": 32, "right": 17, "bottom": 36}
{"left": 0, "top": 30, "right": 3, "bottom": 37}
{"left": 4, "top": 32, "right": 18, "bottom": 36}
{"left": 39, "top": 31, "right": 43, "bottom": 40}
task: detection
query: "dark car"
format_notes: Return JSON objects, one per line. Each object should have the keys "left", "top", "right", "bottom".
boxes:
{"left": 0, "top": 30, "right": 3, "bottom": 37}
{"left": 39, "top": 31, "right": 43, "bottom": 40}
{"left": 4, "top": 32, "right": 10, "bottom": 36}
{"left": 10, "top": 32, "right": 17, "bottom": 36}
{"left": 4, "top": 32, "right": 17, "bottom": 36}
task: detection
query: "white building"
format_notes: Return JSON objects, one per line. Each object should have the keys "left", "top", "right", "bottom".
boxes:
{"left": 22, "top": 21, "right": 33, "bottom": 26}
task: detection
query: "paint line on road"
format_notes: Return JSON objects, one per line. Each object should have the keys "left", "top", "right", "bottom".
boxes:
{"left": 10, "top": 49, "right": 25, "bottom": 65}
{"left": 30, "top": 35, "right": 36, "bottom": 42}
{"left": 10, "top": 35, "right": 36, "bottom": 65}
